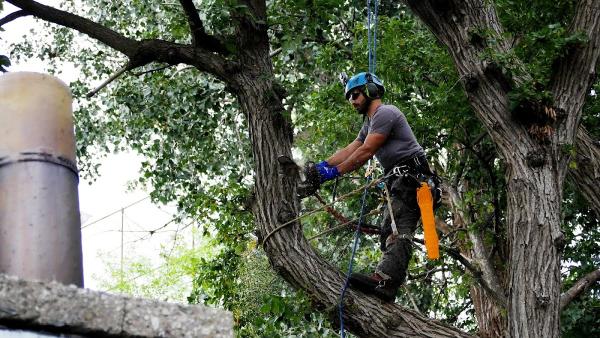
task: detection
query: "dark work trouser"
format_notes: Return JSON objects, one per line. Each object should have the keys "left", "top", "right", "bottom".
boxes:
{"left": 375, "top": 175, "right": 421, "bottom": 287}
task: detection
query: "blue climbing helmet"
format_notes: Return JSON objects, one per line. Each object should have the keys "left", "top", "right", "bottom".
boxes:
{"left": 343, "top": 72, "right": 385, "bottom": 100}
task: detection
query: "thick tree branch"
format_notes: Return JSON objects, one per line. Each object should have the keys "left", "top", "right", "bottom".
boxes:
{"left": 445, "top": 185, "right": 508, "bottom": 308}
{"left": 454, "top": 126, "right": 600, "bottom": 220}
{"left": 6, "top": 0, "right": 236, "bottom": 83}
{"left": 132, "top": 64, "right": 174, "bottom": 77}
{"left": 86, "top": 62, "right": 133, "bottom": 97}
{"left": 7, "top": 0, "right": 137, "bottom": 56}
{"left": 560, "top": 269, "right": 600, "bottom": 310}
{"left": 177, "top": 0, "right": 228, "bottom": 54}
{"left": 0, "top": 10, "right": 29, "bottom": 27}
{"left": 403, "top": 0, "right": 525, "bottom": 156}
{"left": 570, "top": 127, "right": 600, "bottom": 219}
{"left": 550, "top": 0, "right": 600, "bottom": 139}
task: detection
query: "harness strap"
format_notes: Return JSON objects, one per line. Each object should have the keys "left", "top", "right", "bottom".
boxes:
{"left": 387, "top": 154, "right": 428, "bottom": 177}
{"left": 382, "top": 184, "right": 399, "bottom": 236}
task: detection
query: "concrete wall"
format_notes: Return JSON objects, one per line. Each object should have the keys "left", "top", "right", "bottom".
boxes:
{"left": 0, "top": 274, "right": 233, "bottom": 337}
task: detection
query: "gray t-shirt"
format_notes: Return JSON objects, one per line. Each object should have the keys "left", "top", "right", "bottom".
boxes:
{"left": 356, "top": 104, "right": 424, "bottom": 171}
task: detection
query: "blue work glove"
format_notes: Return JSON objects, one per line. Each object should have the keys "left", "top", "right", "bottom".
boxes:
{"left": 317, "top": 164, "right": 339, "bottom": 183}
{"left": 315, "top": 160, "right": 329, "bottom": 171}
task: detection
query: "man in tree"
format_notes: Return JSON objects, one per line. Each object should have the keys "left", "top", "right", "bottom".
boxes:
{"left": 312, "top": 72, "right": 435, "bottom": 302}
{"left": 5, "top": 0, "right": 599, "bottom": 335}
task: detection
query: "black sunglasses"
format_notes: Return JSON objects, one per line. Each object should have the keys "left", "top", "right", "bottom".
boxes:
{"left": 349, "top": 91, "right": 362, "bottom": 100}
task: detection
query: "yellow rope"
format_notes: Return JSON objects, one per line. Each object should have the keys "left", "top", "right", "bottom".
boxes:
{"left": 261, "top": 175, "right": 389, "bottom": 247}
{"left": 306, "top": 207, "right": 382, "bottom": 241}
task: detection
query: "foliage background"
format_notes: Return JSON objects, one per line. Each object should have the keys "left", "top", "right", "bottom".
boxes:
{"left": 1, "top": 0, "right": 597, "bottom": 336}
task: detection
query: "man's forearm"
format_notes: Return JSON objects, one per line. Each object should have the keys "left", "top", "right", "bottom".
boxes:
{"left": 327, "top": 149, "right": 354, "bottom": 166}
{"left": 336, "top": 146, "right": 375, "bottom": 174}
{"left": 326, "top": 141, "right": 362, "bottom": 166}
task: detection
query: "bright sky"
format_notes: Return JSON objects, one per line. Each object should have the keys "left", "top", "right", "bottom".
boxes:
{"left": 1, "top": 1, "right": 182, "bottom": 291}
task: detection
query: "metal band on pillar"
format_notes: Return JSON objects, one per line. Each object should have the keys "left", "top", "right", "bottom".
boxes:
{"left": 0, "top": 72, "right": 84, "bottom": 287}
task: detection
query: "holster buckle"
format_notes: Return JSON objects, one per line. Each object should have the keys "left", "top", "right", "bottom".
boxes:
{"left": 391, "top": 165, "right": 410, "bottom": 178}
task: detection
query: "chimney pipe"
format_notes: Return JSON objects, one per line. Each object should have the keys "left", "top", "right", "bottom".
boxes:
{"left": 0, "top": 72, "right": 83, "bottom": 287}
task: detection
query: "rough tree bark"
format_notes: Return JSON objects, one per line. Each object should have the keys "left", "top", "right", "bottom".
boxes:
{"left": 3, "top": 0, "right": 475, "bottom": 337}
{"left": 572, "top": 128, "right": 600, "bottom": 219}
{"left": 4, "top": 0, "right": 599, "bottom": 337}
{"left": 446, "top": 181, "right": 508, "bottom": 338}
{"left": 443, "top": 115, "right": 599, "bottom": 338}
{"left": 403, "top": 1, "right": 600, "bottom": 337}
{"left": 226, "top": 2, "right": 475, "bottom": 337}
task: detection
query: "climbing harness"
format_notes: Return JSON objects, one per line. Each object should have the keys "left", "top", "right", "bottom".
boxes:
{"left": 388, "top": 158, "right": 442, "bottom": 260}
{"left": 388, "top": 157, "right": 441, "bottom": 260}
{"left": 388, "top": 157, "right": 443, "bottom": 210}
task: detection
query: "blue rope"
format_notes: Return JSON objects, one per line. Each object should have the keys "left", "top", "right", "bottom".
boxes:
{"left": 372, "top": 0, "right": 379, "bottom": 74}
{"left": 367, "top": 0, "right": 379, "bottom": 74}
{"left": 367, "top": 0, "right": 372, "bottom": 73}
{"left": 338, "top": 1, "right": 380, "bottom": 336}
{"left": 338, "top": 162, "right": 373, "bottom": 338}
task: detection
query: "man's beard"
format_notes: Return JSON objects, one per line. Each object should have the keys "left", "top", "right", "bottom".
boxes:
{"left": 355, "top": 100, "right": 370, "bottom": 115}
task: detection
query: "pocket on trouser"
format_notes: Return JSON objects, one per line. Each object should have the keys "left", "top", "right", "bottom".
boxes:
{"left": 379, "top": 196, "right": 421, "bottom": 251}
{"left": 379, "top": 181, "right": 420, "bottom": 251}
{"left": 390, "top": 176, "right": 419, "bottom": 210}
{"left": 376, "top": 238, "right": 413, "bottom": 285}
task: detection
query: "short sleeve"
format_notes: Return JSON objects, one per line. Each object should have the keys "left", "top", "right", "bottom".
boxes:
{"left": 356, "top": 122, "right": 368, "bottom": 142}
{"left": 369, "top": 107, "right": 395, "bottom": 135}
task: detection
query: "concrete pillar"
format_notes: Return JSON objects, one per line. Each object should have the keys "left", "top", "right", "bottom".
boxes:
{"left": 0, "top": 72, "right": 83, "bottom": 286}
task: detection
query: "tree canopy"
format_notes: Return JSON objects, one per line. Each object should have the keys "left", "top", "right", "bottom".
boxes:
{"left": 1, "top": 0, "right": 598, "bottom": 337}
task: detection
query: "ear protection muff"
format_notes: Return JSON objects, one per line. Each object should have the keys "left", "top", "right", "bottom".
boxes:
{"left": 364, "top": 73, "right": 380, "bottom": 99}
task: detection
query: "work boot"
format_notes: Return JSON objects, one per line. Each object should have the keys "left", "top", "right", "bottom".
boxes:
{"left": 348, "top": 272, "right": 399, "bottom": 302}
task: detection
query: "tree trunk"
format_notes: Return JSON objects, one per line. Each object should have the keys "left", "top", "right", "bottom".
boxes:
{"left": 571, "top": 128, "right": 600, "bottom": 219}
{"left": 9, "top": 0, "right": 598, "bottom": 336}
{"left": 447, "top": 179, "right": 508, "bottom": 338}
{"left": 226, "top": 8, "right": 474, "bottom": 337}
{"left": 506, "top": 161, "right": 563, "bottom": 338}
{"left": 470, "top": 286, "right": 505, "bottom": 338}
{"left": 232, "top": 44, "right": 474, "bottom": 338}
{"left": 402, "top": 0, "right": 599, "bottom": 337}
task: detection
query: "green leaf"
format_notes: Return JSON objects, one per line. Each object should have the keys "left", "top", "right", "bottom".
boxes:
{"left": 0, "top": 55, "right": 10, "bottom": 72}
